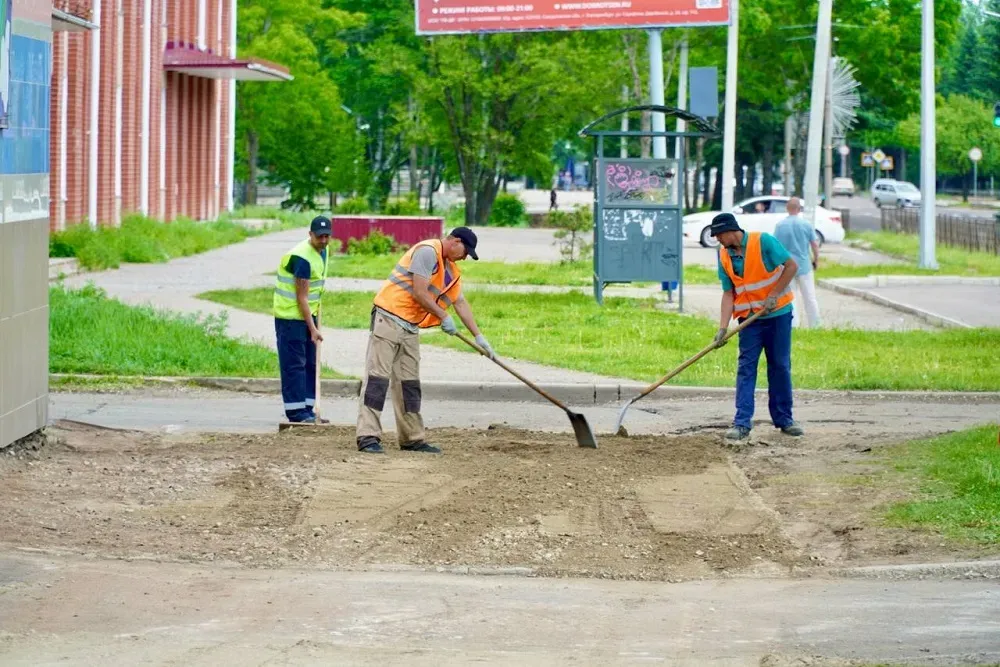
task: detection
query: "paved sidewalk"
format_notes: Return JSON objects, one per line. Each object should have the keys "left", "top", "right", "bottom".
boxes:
{"left": 822, "top": 276, "right": 1000, "bottom": 328}
{"left": 50, "top": 389, "right": 1000, "bottom": 437}
{"left": 2, "top": 553, "right": 998, "bottom": 666}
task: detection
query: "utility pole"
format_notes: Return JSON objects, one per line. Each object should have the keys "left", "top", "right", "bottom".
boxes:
{"left": 919, "top": 0, "right": 937, "bottom": 268}
{"left": 721, "top": 0, "right": 740, "bottom": 210}
{"left": 823, "top": 56, "right": 834, "bottom": 204}
{"left": 803, "top": 0, "right": 833, "bottom": 225}
{"left": 648, "top": 30, "right": 667, "bottom": 160}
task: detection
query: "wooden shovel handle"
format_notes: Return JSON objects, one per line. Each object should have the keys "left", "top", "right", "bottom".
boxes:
{"left": 455, "top": 332, "right": 571, "bottom": 413}
{"left": 635, "top": 309, "right": 765, "bottom": 401}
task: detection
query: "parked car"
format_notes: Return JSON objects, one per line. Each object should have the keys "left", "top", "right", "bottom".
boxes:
{"left": 832, "top": 177, "right": 856, "bottom": 197}
{"left": 872, "top": 179, "right": 922, "bottom": 208}
{"left": 682, "top": 196, "right": 845, "bottom": 248}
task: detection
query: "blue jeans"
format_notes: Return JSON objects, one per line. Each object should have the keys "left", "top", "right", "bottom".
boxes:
{"left": 275, "top": 317, "right": 317, "bottom": 422}
{"left": 734, "top": 312, "right": 794, "bottom": 429}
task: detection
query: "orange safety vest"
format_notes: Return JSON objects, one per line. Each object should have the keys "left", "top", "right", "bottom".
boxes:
{"left": 718, "top": 232, "right": 794, "bottom": 320}
{"left": 373, "top": 239, "right": 462, "bottom": 328}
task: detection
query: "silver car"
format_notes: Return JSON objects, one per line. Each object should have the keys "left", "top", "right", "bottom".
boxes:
{"left": 872, "top": 179, "right": 922, "bottom": 208}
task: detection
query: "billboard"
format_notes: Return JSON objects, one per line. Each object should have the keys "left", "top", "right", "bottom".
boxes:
{"left": 415, "top": 0, "right": 731, "bottom": 35}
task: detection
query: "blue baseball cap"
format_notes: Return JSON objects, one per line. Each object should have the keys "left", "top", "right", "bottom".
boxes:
{"left": 310, "top": 215, "right": 332, "bottom": 236}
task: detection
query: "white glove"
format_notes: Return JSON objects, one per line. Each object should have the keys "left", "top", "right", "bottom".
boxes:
{"left": 475, "top": 334, "right": 495, "bottom": 359}
{"left": 440, "top": 315, "right": 458, "bottom": 335}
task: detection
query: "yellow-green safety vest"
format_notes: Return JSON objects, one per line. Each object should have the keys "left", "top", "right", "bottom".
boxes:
{"left": 273, "top": 239, "right": 327, "bottom": 320}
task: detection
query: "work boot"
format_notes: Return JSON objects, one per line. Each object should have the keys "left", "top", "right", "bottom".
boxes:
{"left": 780, "top": 422, "right": 804, "bottom": 437}
{"left": 400, "top": 440, "right": 442, "bottom": 454}
{"left": 357, "top": 436, "right": 385, "bottom": 454}
{"left": 725, "top": 425, "right": 752, "bottom": 441}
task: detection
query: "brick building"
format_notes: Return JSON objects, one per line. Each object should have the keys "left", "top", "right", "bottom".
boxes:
{"left": 49, "top": 0, "right": 290, "bottom": 230}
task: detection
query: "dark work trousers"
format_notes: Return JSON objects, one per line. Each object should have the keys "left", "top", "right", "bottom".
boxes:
{"left": 734, "top": 311, "right": 794, "bottom": 430}
{"left": 275, "top": 316, "right": 318, "bottom": 422}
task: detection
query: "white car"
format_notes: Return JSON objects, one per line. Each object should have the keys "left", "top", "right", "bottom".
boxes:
{"left": 872, "top": 179, "right": 922, "bottom": 208}
{"left": 683, "top": 196, "right": 846, "bottom": 248}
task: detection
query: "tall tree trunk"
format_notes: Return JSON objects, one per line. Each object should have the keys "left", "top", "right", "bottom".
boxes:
{"left": 898, "top": 148, "right": 907, "bottom": 183}
{"left": 734, "top": 162, "right": 745, "bottom": 202}
{"left": 694, "top": 137, "right": 705, "bottom": 209}
{"left": 703, "top": 163, "right": 712, "bottom": 209}
{"left": 246, "top": 130, "right": 259, "bottom": 206}
{"left": 745, "top": 163, "right": 756, "bottom": 200}
{"left": 761, "top": 132, "right": 775, "bottom": 197}
{"left": 712, "top": 163, "right": 723, "bottom": 210}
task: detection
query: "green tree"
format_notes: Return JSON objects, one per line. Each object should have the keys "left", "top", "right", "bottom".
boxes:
{"left": 417, "top": 32, "right": 624, "bottom": 225}
{"left": 899, "top": 95, "right": 1000, "bottom": 200}
{"left": 236, "top": 0, "right": 361, "bottom": 208}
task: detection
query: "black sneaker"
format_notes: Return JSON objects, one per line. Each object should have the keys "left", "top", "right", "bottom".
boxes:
{"left": 780, "top": 422, "right": 804, "bottom": 437}
{"left": 725, "top": 425, "right": 752, "bottom": 441}
{"left": 357, "top": 437, "right": 385, "bottom": 454}
{"left": 400, "top": 440, "right": 442, "bottom": 454}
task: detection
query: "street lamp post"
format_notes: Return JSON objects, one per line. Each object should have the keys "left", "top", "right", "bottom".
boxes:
{"left": 919, "top": 0, "right": 937, "bottom": 269}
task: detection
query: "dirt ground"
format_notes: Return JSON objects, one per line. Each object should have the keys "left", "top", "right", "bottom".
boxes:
{"left": 0, "top": 419, "right": 993, "bottom": 582}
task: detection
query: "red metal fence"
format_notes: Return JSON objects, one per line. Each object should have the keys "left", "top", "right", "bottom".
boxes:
{"left": 331, "top": 216, "right": 444, "bottom": 251}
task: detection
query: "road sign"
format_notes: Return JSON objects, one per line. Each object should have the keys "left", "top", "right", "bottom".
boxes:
{"left": 969, "top": 147, "right": 983, "bottom": 162}
{"left": 838, "top": 145, "right": 850, "bottom": 157}
{"left": 872, "top": 148, "right": 886, "bottom": 162}
{"left": 860, "top": 152, "right": 874, "bottom": 167}
{"left": 879, "top": 157, "right": 894, "bottom": 171}
{"left": 414, "top": 0, "right": 731, "bottom": 34}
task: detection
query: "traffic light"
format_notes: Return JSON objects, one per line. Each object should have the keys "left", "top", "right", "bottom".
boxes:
{"left": 994, "top": 102, "right": 1000, "bottom": 128}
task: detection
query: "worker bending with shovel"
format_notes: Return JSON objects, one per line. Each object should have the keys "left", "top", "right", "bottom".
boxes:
{"left": 711, "top": 213, "right": 805, "bottom": 441}
{"left": 356, "top": 227, "right": 493, "bottom": 454}
{"left": 273, "top": 216, "right": 332, "bottom": 424}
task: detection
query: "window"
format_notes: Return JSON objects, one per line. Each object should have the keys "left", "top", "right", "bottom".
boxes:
{"left": 0, "top": 0, "right": 9, "bottom": 129}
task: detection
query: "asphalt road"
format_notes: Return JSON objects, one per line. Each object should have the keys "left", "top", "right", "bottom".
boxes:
{"left": 831, "top": 195, "right": 998, "bottom": 233}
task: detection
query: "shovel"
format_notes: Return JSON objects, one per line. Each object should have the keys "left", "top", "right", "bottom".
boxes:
{"left": 456, "top": 332, "right": 598, "bottom": 448}
{"left": 614, "top": 310, "right": 764, "bottom": 436}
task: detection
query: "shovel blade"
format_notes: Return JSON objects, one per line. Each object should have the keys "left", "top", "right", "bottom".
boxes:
{"left": 568, "top": 411, "right": 598, "bottom": 449}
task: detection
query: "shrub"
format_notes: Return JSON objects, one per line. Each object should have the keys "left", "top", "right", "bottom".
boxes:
{"left": 347, "top": 229, "right": 399, "bottom": 256}
{"left": 550, "top": 205, "right": 594, "bottom": 263}
{"left": 384, "top": 195, "right": 423, "bottom": 216}
{"left": 488, "top": 193, "right": 527, "bottom": 227}
{"left": 335, "top": 196, "right": 370, "bottom": 214}
{"left": 445, "top": 204, "right": 466, "bottom": 226}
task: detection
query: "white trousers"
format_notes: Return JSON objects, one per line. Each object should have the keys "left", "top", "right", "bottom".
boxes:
{"left": 791, "top": 272, "right": 822, "bottom": 328}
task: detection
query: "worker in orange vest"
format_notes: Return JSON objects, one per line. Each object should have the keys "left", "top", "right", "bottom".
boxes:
{"left": 356, "top": 227, "right": 493, "bottom": 454}
{"left": 710, "top": 213, "right": 804, "bottom": 441}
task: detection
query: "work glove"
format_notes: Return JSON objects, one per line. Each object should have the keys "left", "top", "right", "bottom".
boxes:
{"left": 763, "top": 294, "right": 779, "bottom": 313}
{"left": 475, "top": 334, "right": 495, "bottom": 359}
{"left": 712, "top": 327, "right": 729, "bottom": 349}
{"left": 440, "top": 315, "right": 458, "bottom": 335}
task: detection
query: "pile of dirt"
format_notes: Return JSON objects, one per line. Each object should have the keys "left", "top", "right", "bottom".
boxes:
{"left": 0, "top": 421, "right": 803, "bottom": 581}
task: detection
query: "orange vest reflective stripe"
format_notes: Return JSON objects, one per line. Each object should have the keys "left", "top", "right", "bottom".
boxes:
{"left": 373, "top": 239, "right": 462, "bottom": 328}
{"left": 718, "top": 232, "right": 794, "bottom": 319}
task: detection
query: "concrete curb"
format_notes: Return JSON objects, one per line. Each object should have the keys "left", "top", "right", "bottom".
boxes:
{"left": 817, "top": 279, "right": 972, "bottom": 329}
{"left": 49, "top": 374, "right": 1000, "bottom": 405}
{"left": 48, "top": 258, "right": 82, "bottom": 281}
{"left": 828, "top": 559, "right": 1000, "bottom": 581}
{"left": 828, "top": 275, "right": 1000, "bottom": 288}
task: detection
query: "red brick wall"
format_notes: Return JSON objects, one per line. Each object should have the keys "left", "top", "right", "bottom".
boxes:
{"left": 51, "top": 0, "right": 237, "bottom": 228}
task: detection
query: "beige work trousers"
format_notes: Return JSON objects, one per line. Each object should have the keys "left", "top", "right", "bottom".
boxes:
{"left": 356, "top": 309, "right": 425, "bottom": 445}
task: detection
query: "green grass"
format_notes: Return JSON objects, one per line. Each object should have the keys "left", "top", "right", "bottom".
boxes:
{"left": 852, "top": 230, "right": 1000, "bottom": 276}
{"left": 199, "top": 288, "right": 1000, "bottom": 391}
{"left": 884, "top": 425, "right": 1000, "bottom": 544}
{"left": 318, "top": 254, "right": 720, "bottom": 286}
{"left": 50, "top": 284, "right": 343, "bottom": 378}
{"left": 50, "top": 210, "right": 315, "bottom": 271}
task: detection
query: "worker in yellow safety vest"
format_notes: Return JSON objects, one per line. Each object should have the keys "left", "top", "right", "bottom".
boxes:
{"left": 711, "top": 212, "right": 804, "bottom": 441}
{"left": 273, "top": 216, "right": 331, "bottom": 424}
{"left": 356, "top": 226, "right": 493, "bottom": 454}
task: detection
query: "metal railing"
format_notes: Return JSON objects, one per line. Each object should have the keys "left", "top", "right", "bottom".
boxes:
{"left": 881, "top": 207, "right": 1000, "bottom": 255}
